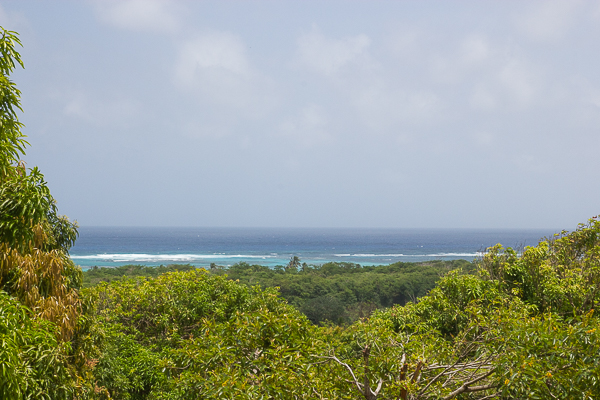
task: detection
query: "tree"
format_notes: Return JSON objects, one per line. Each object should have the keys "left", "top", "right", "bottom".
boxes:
{"left": 0, "top": 26, "right": 80, "bottom": 339}
{"left": 0, "top": 29, "right": 26, "bottom": 175}
{"left": 88, "top": 270, "right": 334, "bottom": 399}
{"left": 0, "top": 291, "right": 74, "bottom": 400}
{"left": 286, "top": 255, "right": 301, "bottom": 272}
{"left": 0, "top": 27, "right": 92, "bottom": 399}
{"left": 321, "top": 216, "right": 600, "bottom": 399}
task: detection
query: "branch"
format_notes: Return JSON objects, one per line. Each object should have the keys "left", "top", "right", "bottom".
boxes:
{"left": 312, "top": 387, "right": 325, "bottom": 399}
{"left": 427, "top": 362, "right": 493, "bottom": 370}
{"left": 317, "top": 355, "right": 364, "bottom": 395}
{"left": 412, "top": 361, "right": 423, "bottom": 383}
{"left": 317, "top": 349, "right": 383, "bottom": 400}
{"left": 373, "top": 378, "right": 383, "bottom": 397}
{"left": 477, "top": 393, "right": 501, "bottom": 400}
{"left": 418, "top": 358, "right": 464, "bottom": 397}
{"left": 441, "top": 369, "right": 496, "bottom": 400}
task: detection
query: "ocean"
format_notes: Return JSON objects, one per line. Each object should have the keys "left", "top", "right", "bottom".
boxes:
{"left": 69, "top": 227, "right": 555, "bottom": 270}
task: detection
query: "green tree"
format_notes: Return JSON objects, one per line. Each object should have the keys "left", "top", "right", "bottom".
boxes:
{"left": 89, "top": 270, "right": 334, "bottom": 399}
{"left": 0, "top": 292, "right": 74, "bottom": 400}
{"left": 0, "top": 28, "right": 26, "bottom": 174}
{"left": 326, "top": 216, "right": 600, "bottom": 399}
{"left": 286, "top": 255, "right": 301, "bottom": 272}
{"left": 0, "top": 27, "right": 93, "bottom": 399}
{"left": 0, "top": 26, "right": 80, "bottom": 341}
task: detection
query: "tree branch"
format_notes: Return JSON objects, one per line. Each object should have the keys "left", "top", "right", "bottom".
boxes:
{"left": 441, "top": 369, "right": 496, "bottom": 400}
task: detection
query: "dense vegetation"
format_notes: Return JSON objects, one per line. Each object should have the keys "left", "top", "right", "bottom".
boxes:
{"left": 3, "top": 28, "right": 600, "bottom": 399}
{"left": 83, "top": 260, "right": 469, "bottom": 325}
{"left": 80, "top": 219, "right": 600, "bottom": 399}
{"left": 83, "top": 264, "right": 197, "bottom": 288}
{"left": 217, "top": 260, "right": 471, "bottom": 325}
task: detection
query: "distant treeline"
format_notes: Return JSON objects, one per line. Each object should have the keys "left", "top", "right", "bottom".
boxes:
{"left": 83, "top": 263, "right": 197, "bottom": 287}
{"left": 83, "top": 259, "right": 472, "bottom": 324}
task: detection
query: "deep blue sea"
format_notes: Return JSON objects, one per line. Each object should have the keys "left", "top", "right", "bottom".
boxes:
{"left": 69, "top": 227, "right": 555, "bottom": 270}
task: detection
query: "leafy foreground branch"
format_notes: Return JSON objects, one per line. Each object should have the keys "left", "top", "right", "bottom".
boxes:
{"left": 324, "top": 346, "right": 495, "bottom": 400}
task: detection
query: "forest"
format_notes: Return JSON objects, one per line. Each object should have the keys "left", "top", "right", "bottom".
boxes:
{"left": 3, "top": 27, "right": 600, "bottom": 399}
{"left": 83, "top": 259, "right": 470, "bottom": 326}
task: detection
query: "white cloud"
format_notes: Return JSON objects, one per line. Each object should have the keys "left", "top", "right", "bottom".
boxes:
{"left": 424, "top": 33, "right": 544, "bottom": 111}
{"left": 0, "top": 5, "right": 9, "bottom": 25}
{"left": 512, "top": 152, "right": 547, "bottom": 173}
{"left": 296, "top": 26, "right": 371, "bottom": 75}
{"left": 515, "top": 0, "right": 582, "bottom": 41}
{"left": 348, "top": 79, "right": 442, "bottom": 133}
{"left": 386, "top": 30, "right": 419, "bottom": 58}
{"left": 278, "top": 104, "right": 332, "bottom": 148}
{"left": 593, "top": 1, "right": 600, "bottom": 20}
{"left": 472, "top": 131, "right": 495, "bottom": 147}
{"left": 592, "top": 93, "right": 600, "bottom": 109}
{"left": 293, "top": 26, "right": 442, "bottom": 133}
{"left": 175, "top": 32, "right": 250, "bottom": 83}
{"left": 93, "top": 0, "right": 181, "bottom": 34}
{"left": 173, "top": 32, "right": 277, "bottom": 118}
{"left": 470, "top": 85, "right": 497, "bottom": 111}
{"left": 499, "top": 59, "right": 539, "bottom": 107}
{"left": 460, "top": 36, "right": 491, "bottom": 66}
{"left": 429, "top": 35, "right": 495, "bottom": 85}
{"left": 0, "top": 4, "right": 29, "bottom": 32}
{"left": 61, "top": 91, "right": 140, "bottom": 127}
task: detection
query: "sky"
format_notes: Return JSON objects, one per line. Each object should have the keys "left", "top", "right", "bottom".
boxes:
{"left": 0, "top": 0, "right": 599, "bottom": 229}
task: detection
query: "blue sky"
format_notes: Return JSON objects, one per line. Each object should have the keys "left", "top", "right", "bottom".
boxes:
{"left": 1, "top": 0, "right": 599, "bottom": 229}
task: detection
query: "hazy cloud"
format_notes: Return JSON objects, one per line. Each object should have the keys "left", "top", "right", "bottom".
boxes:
{"left": 0, "top": 4, "right": 29, "bottom": 31}
{"left": 278, "top": 104, "right": 332, "bottom": 148}
{"left": 4, "top": 1, "right": 600, "bottom": 228}
{"left": 460, "top": 36, "right": 491, "bottom": 66}
{"left": 93, "top": 0, "right": 181, "bottom": 34}
{"left": 173, "top": 32, "right": 277, "bottom": 117}
{"left": 498, "top": 58, "right": 540, "bottom": 108}
{"left": 296, "top": 26, "right": 371, "bottom": 76}
{"left": 0, "top": 5, "right": 9, "bottom": 25}
{"left": 175, "top": 32, "right": 250, "bottom": 82}
{"left": 469, "top": 85, "right": 497, "bottom": 111}
{"left": 60, "top": 91, "right": 140, "bottom": 127}
{"left": 515, "top": 0, "right": 582, "bottom": 41}
{"left": 386, "top": 29, "right": 420, "bottom": 58}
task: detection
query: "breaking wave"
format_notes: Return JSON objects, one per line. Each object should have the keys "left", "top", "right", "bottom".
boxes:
{"left": 71, "top": 253, "right": 274, "bottom": 263}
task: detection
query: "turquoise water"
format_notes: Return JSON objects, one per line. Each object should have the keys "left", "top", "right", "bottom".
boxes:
{"left": 70, "top": 227, "right": 554, "bottom": 270}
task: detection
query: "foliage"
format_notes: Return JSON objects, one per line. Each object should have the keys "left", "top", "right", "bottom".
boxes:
{"left": 0, "top": 26, "right": 91, "bottom": 399}
{"left": 0, "top": 291, "right": 73, "bottom": 400}
{"left": 1, "top": 245, "right": 81, "bottom": 340}
{"left": 490, "top": 309, "right": 600, "bottom": 399}
{"left": 0, "top": 28, "right": 26, "bottom": 175}
{"left": 82, "top": 264, "right": 196, "bottom": 288}
{"left": 328, "top": 216, "right": 600, "bottom": 399}
{"left": 479, "top": 216, "right": 600, "bottom": 317}
{"left": 82, "top": 260, "right": 466, "bottom": 326}
{"left": 217, "top": 260, "right": 468, "bottom": 325}
{"left": 59, "top": 217, "right": 600, "bottom": 399}
{"left": 87, "top": 270, "right": 334, "bottom": 399}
